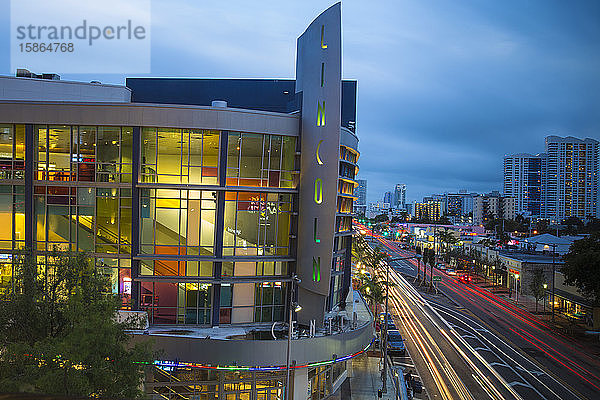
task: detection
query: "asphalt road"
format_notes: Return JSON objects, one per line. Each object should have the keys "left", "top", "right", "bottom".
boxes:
{"left": 368, "top": 241, "right": 520, "bottom": 399}
{"left": 367, "top": 233, "right": 600, "bottom": 400}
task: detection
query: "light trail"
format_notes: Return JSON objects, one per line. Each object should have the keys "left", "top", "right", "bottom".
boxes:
{"left": 432, "top": 300, "right": 573, "bottom": 400}
{"left": 389, "top": 289, "right": 461, "bottom": 400}
{"left": 388, "top": 270, "right": 518, "bottom": 400}
{"left": 443, "top": 277, "right": 600, "bottom": 387}
{"left": 363, "top": 232, "right": 600, "bottom": 399}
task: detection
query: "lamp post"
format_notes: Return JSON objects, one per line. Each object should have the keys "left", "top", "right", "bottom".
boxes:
{"left": 540, "top": 242, "right": 558, "bottom": 322}
{"left": 286, "top": 274, "right": 301, "bottom": 400}
{"left": 381, "top": 254, "right": 421, "bottom": 394}
{"left": 543, "top": 283, "right": 548, "bottom": 313}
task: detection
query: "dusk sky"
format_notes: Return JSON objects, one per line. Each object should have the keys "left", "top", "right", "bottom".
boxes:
{"left": 1, "top": 0, "right": 599, "bottom": 203}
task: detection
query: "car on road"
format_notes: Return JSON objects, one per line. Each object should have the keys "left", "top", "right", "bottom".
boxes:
{"left": 445, "top": 268, "right": 457, "bottom": 276}
{"left": 377, "top": 312, "right": 396, "bottom": 331}
{"left": 459, "top": 274, "right": 472, "bottom": 284}
{"left": 386, "top": 329, "right": 406, "bottom": 356}
{"left": 436, "top": 263, "right": 447, "bottom": 271}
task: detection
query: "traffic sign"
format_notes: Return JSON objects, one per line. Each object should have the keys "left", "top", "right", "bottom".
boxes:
{"left": 433, "top": 276, "right": 442, "bottom": 282}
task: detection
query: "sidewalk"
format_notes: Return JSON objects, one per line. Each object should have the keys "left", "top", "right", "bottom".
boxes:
{"left": 327, "top": 351, "right": 398, "bottom": 400}
{"left": 350, "top": 352, "right": 397, "bottom": 400}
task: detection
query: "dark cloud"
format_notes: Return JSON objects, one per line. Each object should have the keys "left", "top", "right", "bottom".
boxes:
{"left": 1, "top": 0, "right": 598, "bottom": 204}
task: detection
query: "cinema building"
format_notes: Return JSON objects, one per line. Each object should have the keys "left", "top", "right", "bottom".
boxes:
{"left": 0, "top": 4, "right": 372, "bottom": 399}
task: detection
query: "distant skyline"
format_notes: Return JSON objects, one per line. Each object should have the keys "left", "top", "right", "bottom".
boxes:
{"left": 1, "top": 0, "right": 598, "bottom": 202}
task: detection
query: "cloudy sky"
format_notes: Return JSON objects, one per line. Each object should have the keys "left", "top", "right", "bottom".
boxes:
{"left": 1, "top": 0, "right": 599, "bottom": 203}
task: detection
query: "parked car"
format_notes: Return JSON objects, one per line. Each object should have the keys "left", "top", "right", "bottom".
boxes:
{"left": 436, "top": 263, "right": 447, "bottom": 271}
{"left": 446, "top": 268, "right": 457, "bottom": 276}
{"left": 459, "top": 274, "right": 472, "bottom": 284}
{"left": 378, "top": 312, "right": 392, "bottom": 324}
{"left": 386, "top": 329, "right": 406, "bottom": 356}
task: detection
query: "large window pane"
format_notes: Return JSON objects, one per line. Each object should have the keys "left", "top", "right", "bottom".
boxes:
{"left": 48, "top": 126, "right": 72, "bottom": 181}
{"left": 141, "top": 190, "right": 216, "bottom": 260}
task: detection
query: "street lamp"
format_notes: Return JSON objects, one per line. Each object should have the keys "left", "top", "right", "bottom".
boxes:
{"left": 543, "top": 283, "right": 548, "bottom": 313}
{"left": 539, "top": 242, "right": 558, "bottom": 322}
{"left": 381, "top": 254, "right": 421, "bottom": 394}
{"left": 286, "top": 274, "right": 301, "bottom": 400}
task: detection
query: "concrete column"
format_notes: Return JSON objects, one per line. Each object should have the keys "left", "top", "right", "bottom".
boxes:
{"left": 293, "top": 368, "right": 309, "bottom": 400}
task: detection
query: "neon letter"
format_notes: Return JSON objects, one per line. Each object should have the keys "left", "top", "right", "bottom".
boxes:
{"left": 314, "top": 179, "right": 323, "bottom": 204}
{"left": 314, "top": 218, "right": 321, "bottom": 243}
{"left": 316, "top": 140, "right": 324, "bottom": 165}
{"left": 321, "top": 25, "right": 327, "bottom": 49}
{"left": 321, "top": 63, "right": 325, "bottom": 87}
{"left": 317, "top": 101, "right": 325, "bottom": 126}
{"left": 313, "top": 257, "right": 321, "bottom": 282}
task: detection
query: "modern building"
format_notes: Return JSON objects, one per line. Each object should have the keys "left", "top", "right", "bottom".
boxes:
{"left": 503, "top": 153, "right": 546, "bottom": 218}
{"left": 543, "top": 136, "right": 599, "bottom": 222}
{"left": 503, "top": 136, "right": 599, "bottom": 222}
{"left": 393, "top": 183, "right": 406, "bottom": 209}
{"left": 461, "top": 195, "right": 474, "bottom": 216}
{"left": 0, "top": 4, "right": 373, "bottom": 399}
{"left": 473, "top": 193, "right": 516, "bottom": 225}
{"left": 354, "top": 179, "right": 367, "bottom": 215}
{"left": 413, "top": 200, "right": 443, "bottom": 221}
{"left": 383, "top": 191, "right": 392, "bottom": 205}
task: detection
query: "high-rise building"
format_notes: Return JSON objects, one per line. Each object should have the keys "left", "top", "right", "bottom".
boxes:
{"left": 393, "top": 183, "right": 406, "bottom": 209}
{"left": 0, "top": 4, "right": 373, "bottom": 398}
{"left": 445, "top": 193, "right": 465, "bottom": 217}
{"left": 383, "top": 191, "right": 393, "bottom": 204}
{"left": 473, "top": 193, "right": 516, "bottom": 225}
{"left": 414, "top": 200, "right": 443, "bottom": 221}
{"left": 503, "top": 153, "right": 545, "bottom": 218}
{"left": 354, "top": 179, "right": 367, "bottom": 215}
{"left": 543, "top": 136, "right": 599, "bottom": 221}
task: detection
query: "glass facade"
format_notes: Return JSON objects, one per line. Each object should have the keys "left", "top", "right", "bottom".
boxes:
{"left": 141, "top": 128, "right": 219, "bottom": 185}
{"left": 0, "top": 120, "right": 362, "bottom": 332}
{"left": 148, "top": 367, "right": 285, "bottom": 400}
{"left": 329, "top": 143, "right": 359, "bottom": 311}
{"left": 223, "top": 192, "right": 292, "bottom": 256}
{"left": 226, "top": 132, "right": 297, "bottom": 188}
{"left": 0, "top": 123, "right": 299, "bottom": 326}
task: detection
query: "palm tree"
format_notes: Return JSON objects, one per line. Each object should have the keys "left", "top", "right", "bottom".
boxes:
{"left": 368, "top": 246, "right": 390, "bottom": 274}
{"left": 437, "top": 229, "right": 458, "bottom": 262}
{"left": 360, "top": 275, "right": 386, "bottom": 317}
{"left": 352, "top": 236, "right": 369, "bottom": 272}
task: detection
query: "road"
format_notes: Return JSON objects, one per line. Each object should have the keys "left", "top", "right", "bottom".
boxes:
{"left": 366, "top": 232, "right": 600, "bottom": 400}
{"left": 367, "top": 240, "right": 520, "bottom": 399}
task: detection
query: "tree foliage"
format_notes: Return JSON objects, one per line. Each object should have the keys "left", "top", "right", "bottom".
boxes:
{"left": 374, "top": 213, "right": 389, "bottom": 223}
{"left": 0, "top": 250, "right": 153, "bottom": 398}
{"left": 528, "top": 268, "right": 546, "bottom": 313}
{"left": 562, "top": 233, "right": 600, "bottom": 306}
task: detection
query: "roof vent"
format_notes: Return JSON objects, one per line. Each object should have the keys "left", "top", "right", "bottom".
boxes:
{"left": 16, "top": 69, "right": 60, "bottom": 80}
{"left": 211, "top": 100, "right": 227, "bottom": 108}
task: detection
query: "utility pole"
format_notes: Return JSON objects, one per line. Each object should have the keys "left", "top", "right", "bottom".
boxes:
{"left": 431, "top": 224, "right": 436, "bottom": 288}
{"left": 286, "top": 275, "right": 301, "bottom": 400}
{"left": 536, "top": 242, "right": 558, "bottom": 322}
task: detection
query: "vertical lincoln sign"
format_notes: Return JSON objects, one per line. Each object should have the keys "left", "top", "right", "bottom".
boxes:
{"left": 295, "top": 3, "right": 342, "bottom": 325}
